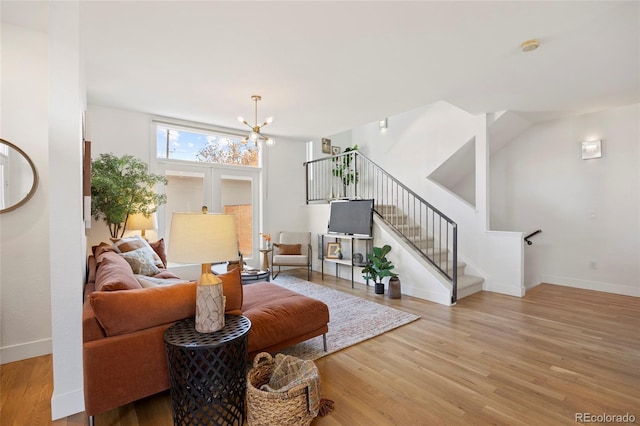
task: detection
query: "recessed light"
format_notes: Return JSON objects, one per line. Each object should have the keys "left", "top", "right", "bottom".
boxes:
{"left": 520, "top": 39, "right": 540, "bottom": 52}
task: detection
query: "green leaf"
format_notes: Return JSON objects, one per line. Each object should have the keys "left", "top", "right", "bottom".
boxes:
{"left": 91, "top": 153, "right": 167, "bottom": 238}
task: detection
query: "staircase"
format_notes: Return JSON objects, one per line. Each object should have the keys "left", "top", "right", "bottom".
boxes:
{"left": 376, "top": 204, "right": 483, "bottom": 300}
{"left": 304, "top": 150, "right": 484, "bottom": 303}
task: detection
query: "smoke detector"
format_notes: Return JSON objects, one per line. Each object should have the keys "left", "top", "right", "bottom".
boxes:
{"left": 520, "top": 39, "right": 540, "bottom": 52}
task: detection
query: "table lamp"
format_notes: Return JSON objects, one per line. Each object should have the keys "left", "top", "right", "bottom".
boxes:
{"left": 168, "top": 213, "right": 238, "bottom": 333}
{"left": 127, "top": 212, "right": 158, "bottom": 240}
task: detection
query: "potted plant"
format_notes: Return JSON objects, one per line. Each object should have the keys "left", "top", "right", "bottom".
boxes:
{"left": 91, "top": 153, "right": 167, "bottom": 238}
{"left": 362, "top": 244, "right": 397, "bottom": 295}
{"left": 332, "top": 144, "right": 359, "bottom": 197}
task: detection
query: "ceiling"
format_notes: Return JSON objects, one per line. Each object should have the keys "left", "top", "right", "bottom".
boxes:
{"left": 4, "top": 1, "right": 639, "bottom": 141}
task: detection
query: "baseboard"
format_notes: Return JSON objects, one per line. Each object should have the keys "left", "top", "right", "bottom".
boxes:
{"left": 0, "top": 338, "right": 52, "bottom": 364}
{"left": 51, "top": 388, "right": 85, "bottom": 420}
{"left": 483, "top": 280, "right": 526, "bottom": 297}
{"left": 539, "top": 274, "right": 640, "bottom": 297}
{"left": 402, "top": 284, "right": 452, "bottom": 306}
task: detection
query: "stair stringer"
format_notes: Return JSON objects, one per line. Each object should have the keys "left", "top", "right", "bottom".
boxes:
{"left": 372, "top": 216, "right": 454, "bottom": 306}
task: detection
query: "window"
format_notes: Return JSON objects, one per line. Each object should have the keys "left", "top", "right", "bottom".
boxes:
{"left": 156, "top": 124, "right": 260, "bottom": 167}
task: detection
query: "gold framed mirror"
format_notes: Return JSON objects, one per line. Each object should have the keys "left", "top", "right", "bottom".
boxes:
{"left": 0, "top": 138, "right": 39, "bottom": 214}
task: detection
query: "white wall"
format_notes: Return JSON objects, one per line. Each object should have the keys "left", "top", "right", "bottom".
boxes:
{"left": 263, "top": 136, "right": 310, "bottom": 237}
{"left": 0, "top": 21, "right": 52, "bottom": 364}
{"left": 341, "top": 101, "right": 524, "bottom": 301}
{"left": 491, "top": 103, "right": 640, "bottom": 296}
{"left": 0, "top": 3, "right": 86, "bottom": 419}
{"left": 48, "top": 3, "right": 85, "bottom": 418}
{"left": 86, "top": 105, "right": 311, "bottom": 257}
{"left": 85, "top": 105, "right": 153, "bottom": 248}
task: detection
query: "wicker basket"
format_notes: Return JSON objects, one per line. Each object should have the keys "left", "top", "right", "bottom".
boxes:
{"left": 246, "top": 352, "right": 318, "bottom": 426}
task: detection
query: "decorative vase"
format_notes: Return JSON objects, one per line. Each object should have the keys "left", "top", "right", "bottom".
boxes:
{"left": 374, "top": 282, "right": 384, "bottom": 295}
{"left": 195, "top": 281, "right": 225, "bottom": 333}
{"left": 338, "top": 252, "right": 343, "bottom": 260}
{"left": 388, "top": 277, "right": 401, "bottom": 299}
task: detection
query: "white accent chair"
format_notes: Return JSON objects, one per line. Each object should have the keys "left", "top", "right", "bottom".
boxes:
{"left": 271, "top": 231, "right": 312, "bottom": 280}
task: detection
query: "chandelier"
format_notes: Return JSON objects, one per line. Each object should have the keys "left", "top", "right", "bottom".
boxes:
{"left": 237, "top": 95, "right": 275, "bottom": 146}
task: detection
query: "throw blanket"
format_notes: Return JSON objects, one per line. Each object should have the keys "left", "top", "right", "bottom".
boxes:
{"left": 260, "top": 354, "right": 321, "bottom": 416}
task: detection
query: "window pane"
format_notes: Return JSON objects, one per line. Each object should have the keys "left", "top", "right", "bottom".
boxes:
{"left": 156, "top": 125, "right": 260, "bottom": 167}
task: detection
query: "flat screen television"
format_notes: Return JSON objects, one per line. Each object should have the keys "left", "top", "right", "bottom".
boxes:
{"left": 328, "top": 199, "right": 374, "bottom": 236}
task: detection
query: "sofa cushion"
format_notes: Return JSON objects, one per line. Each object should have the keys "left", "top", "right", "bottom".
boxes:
{"left": 92, "top": 242, "right": 116, "bottom": 264}
{"left": 135, "top": 275, "right": 190, "bottom": 288}
{"left": 217, "top": 269, "right": 243, "bottom": 313}
{"left": 242, "top": 283, "right": 330, "bottom": 353}
{"left": 88, "top": 269, "right": 243, "bottom": 337}
{"left": 95, "top": 252, "right": 142, "bottom": 291}
{"left": 112, "top": 235, "right": 164, "bottom": 268}
{"left": 149, "top": 238, "right": 167, "bottom": 268}
{"left": 275, "top": 243, "right": 302, "bottom": 255}
{"left": 118, "top": 247, "right": 162, "bottom": 276}
{"left": 90, "top": 282, "right": 197, "bottom": 336}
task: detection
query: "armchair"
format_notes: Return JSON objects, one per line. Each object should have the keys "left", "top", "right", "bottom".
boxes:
{"left": 271, "top": 231, "right": 312, "bottom": 280}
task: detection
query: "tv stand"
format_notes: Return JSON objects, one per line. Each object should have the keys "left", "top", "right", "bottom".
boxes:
{"left": 321, "top": 233, "right": 373, "bottom": 288}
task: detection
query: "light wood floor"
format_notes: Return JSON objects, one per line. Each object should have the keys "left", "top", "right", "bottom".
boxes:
{"left": 2, "top": 270, "right": 639, "bottom": 425}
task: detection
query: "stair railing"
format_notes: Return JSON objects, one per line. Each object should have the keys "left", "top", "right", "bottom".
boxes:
{"left": 524, "top": 229, "right": 542, "bottom": 245}
{"left": 304, "top": 151, "right": 458, "bottom": 303}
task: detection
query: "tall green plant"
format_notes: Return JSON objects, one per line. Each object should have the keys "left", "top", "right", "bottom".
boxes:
{"left": 91, "top": 153, "right": 167, "bottom": 238}
{"left": 332, "top": 144, "right": 359, "bottom": 196}
{"left": 362, "top": 244, "right": 398, "bottom": 284}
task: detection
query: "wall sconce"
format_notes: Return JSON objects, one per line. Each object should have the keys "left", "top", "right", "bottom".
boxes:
{"left": 379, "top": 118, "right": 388, "bottom": 130}
{"left": 581, "top": 140, "right": 602, "bottom": 160}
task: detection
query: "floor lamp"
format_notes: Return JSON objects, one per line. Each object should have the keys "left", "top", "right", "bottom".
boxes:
{"left": 168, "top": 213, "right": 238, "bottom": 333}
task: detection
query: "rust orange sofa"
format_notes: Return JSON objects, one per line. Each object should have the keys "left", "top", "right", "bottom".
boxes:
{"left": 82, "top": 243, "right": 329, "bottom": 418}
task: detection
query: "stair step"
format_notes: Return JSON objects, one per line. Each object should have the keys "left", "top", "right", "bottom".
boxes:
{"left": 456, "top": 275, "right": 484, "bottom": 300}
{"left": 376, "top": 205, "right": 399, "bottom": 214}
{"left": 457, "top": 274, "right": 484, "bottom": 289}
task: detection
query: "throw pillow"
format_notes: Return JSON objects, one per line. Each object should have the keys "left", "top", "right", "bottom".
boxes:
{"left": 90, "top": 282, "right": 197, "bottom": 337}
{"left": 119, "top": 247, "right": 162, "bottom": 276}
{"left": 92, "top": 242, "right": 116, "bottom": 264}
{"left": 218, "top": 269, "right": 243, "bottom": 313}
{"left": 277, "top": 243, "right": 302, "bottom": 255}
{"left": 95, "top": 252, "right": 143, "bottom": 291}
{"left": 135, "top": 275, "right": 189, "bottom": 288}
{"left": 148, "top": 238, "right": 167, "bottom": 268}
{"left": 112, "top": 235, "right": 164, "bottom": 268}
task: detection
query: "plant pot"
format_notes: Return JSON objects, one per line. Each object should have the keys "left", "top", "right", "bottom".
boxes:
{"left": 388, "top": 277, "right": 401, "bottom": 299}
{"left": 374, "top": 282, "right": 384, "bottom": 295}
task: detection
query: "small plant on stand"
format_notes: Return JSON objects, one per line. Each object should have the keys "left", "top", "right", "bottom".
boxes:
{"left": 362, "top": 244, "right": 397, "bottom": 295}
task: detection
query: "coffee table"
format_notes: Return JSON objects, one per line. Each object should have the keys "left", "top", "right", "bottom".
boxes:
{"left": 241, "top": 269, "right": 270, "bottom": 284}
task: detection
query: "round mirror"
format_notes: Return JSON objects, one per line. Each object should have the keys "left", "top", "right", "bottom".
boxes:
{"left": 0, "top": 139, "right": 39, "bottom": 214}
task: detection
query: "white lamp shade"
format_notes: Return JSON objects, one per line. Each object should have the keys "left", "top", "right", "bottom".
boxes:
{"left": 127, "top": 212, "right": 158, "bottom": 231}
{"left": 168, "top": 213, "right": 238, "bottom": 264}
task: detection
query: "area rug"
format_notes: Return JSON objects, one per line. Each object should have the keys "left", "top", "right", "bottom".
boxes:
{"left": 270, "top": 275, "right": 420, "bottom": 360}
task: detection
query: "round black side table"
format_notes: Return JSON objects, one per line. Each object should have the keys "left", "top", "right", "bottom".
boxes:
{"left": 164, "top": 315, "right": 251, "bottom": 426}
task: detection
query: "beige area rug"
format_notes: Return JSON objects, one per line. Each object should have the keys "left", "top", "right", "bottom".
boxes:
{"left": 270, "top": 275, "right": 420, "bottom": 360}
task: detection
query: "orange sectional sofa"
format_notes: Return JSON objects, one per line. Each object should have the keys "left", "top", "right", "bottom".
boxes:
{"left": 82, "top": 242, "right": 329, "bottom": 418}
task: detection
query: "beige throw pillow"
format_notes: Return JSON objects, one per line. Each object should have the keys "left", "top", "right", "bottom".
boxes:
{"left": 119, "top": 248, "right": 162, "bottom": 276}
{"left": 112, "top": 235, "right": 164, "bottom": 268}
